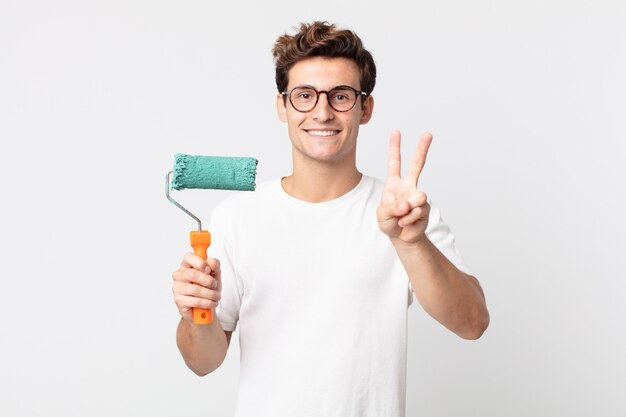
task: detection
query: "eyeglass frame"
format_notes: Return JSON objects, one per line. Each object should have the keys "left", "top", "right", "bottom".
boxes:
{"left": 281, "top": 85, "right": 369, "bottom": 113}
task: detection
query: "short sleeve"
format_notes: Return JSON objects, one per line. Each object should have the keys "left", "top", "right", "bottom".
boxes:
{"left": 408, "top": 198, "right": 474, "bottom": 303}
{"left": 424, "top": 198, "right": 473, "bottom": 276}
{"left": 207, "top": 205, "right": 243, "bottom": 332}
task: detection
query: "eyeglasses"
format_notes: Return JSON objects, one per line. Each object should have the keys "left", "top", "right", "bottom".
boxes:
{"left": 282, "top": 85, "right": 368, "bottom": 113}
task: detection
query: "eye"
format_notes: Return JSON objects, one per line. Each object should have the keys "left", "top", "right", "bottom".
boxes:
{"left": 294, "top": 88, "right": 316, "bottom": 102}
{"left": 330, "top": 88, "right": 354, "bottom": 103}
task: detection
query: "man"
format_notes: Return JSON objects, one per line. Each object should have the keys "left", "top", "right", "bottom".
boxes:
{"left": 172, "top": 21, "right": 489, "bottom": 417}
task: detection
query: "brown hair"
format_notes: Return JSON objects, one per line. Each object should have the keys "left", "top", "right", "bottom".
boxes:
{"left": 272, "top": 21, "right": 376, "bottom": 95}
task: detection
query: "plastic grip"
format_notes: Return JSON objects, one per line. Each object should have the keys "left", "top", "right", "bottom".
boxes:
{"left": 190, "top": 230, "right": 213, "bottom": 324}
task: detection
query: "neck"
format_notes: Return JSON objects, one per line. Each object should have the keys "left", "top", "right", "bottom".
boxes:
{"left": 281, "top": 157, "right": 362, "bottom": 203}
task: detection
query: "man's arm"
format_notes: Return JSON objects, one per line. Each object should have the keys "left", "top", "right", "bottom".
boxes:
{"left": 377, "top": 131, "right": 489, "bottom": 339}
{"left": 172, "top": 253, "right": 233, "bottom": 375}
{"left": 176, "top": 320, "right": 232, "bottom": 376}
{"left": 392, "top": 237, "right": 488, "bottom": 339}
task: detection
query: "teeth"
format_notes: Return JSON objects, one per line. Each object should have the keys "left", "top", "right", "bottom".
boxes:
{"left": 307, "top": 130, "right": 338, "bottom": 137}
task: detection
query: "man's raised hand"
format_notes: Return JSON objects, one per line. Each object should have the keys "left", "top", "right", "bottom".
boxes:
{"left": 376, "top": 130, "right": 433, "bottom": 245}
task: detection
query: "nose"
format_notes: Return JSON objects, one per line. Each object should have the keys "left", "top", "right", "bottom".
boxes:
{"left": 311, "top": 92, "right": 334, "bottom": 122}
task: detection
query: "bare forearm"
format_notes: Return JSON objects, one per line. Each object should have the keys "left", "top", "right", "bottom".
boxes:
{"left": 393, "top": 237, "right": 489, "bottom": 339}
{"left": 176, "top": 317, "right": 229, "bottom": 376}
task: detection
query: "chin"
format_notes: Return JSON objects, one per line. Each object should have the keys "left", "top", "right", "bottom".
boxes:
{"left": 305, "top": 148, "right": 350, "bottom": 163}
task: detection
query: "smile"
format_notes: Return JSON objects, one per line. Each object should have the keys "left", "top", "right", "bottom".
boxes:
{"left": 306, "top": 130, "right": 340, "bottom": 137}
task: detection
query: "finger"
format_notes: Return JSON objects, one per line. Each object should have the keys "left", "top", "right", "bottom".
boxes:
{"left": 406, "top": 191, "right": 428, "bottom": 208}
{"left": 174, "top": 294, "right": 220, "bottom": 311}
{"left": 173, "top": 268, "right": 214, "bottom": 288}
{"left": 174, "top": 282, "right": 222, "bottom": 302}
{"left": 206, "top": 257, "right": 221, "bottom": 275}
{"left": 408, "top": 132, "right": 433, "bottom": 186}
{"left": 377, "top": 200, "right": 411, "bottom": 221}
{"left": 387, "top": 130, "right": 402, "bottom": 179}
{"left": 211, "top": 278, "right": 219, "bottom": 290}
{"left": 398, "top": 204, "right": 430, "bottom": 228}
{"left": 181, "top": 252, "right": 209, "bottom": 272}
{"left": 195, "top": 277, "right": 219, "bottom": 290}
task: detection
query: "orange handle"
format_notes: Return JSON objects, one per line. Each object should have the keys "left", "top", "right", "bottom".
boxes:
{"left": 190, "top": 230, "right": 212, "bottom": 324}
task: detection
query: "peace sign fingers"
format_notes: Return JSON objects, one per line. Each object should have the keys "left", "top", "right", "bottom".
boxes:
{"left": 408, "top": 132, "right": 433, "bottom": 187}
{"left": 380, "top": 130, "right": 433, "bottom": 242}
{"left": 387, "top": 130, "right": 402, "bottom": 179}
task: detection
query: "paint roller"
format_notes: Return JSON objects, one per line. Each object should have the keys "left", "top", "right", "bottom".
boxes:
{"left": 166, "top": 153, "right": 258, "bottom": 324}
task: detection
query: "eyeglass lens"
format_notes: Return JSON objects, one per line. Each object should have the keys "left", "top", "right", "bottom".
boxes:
{"left": 290, "top": 87, "right": 358, "bottom": 112}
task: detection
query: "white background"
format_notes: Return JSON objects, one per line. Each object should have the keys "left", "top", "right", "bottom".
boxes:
{"left": 1, "top": 1, "right": 625, "bottom": 416}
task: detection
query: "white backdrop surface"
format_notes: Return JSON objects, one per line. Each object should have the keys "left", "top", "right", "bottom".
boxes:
{"left": 1, "top": 1, "right": 625, "bottom": 416}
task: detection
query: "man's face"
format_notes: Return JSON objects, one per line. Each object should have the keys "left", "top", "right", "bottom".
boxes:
{"left": 276, "top": 56, "right": 374, "bottom": 166}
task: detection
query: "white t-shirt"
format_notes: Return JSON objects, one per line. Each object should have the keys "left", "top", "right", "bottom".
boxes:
{"left": 208, "top": 175, "right": 471, "bottom": 417}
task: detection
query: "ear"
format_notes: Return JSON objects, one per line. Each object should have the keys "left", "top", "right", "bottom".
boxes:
{"left": 276, "top": 93, "right": 288, "bottom": 122}
{"left": 359, "top": 95, "right": 374, "bottom": 125}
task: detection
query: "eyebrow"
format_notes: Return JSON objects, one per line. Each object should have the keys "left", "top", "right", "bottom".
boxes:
{"left": 291, "top": 84, "right": 357, "bottom": 91}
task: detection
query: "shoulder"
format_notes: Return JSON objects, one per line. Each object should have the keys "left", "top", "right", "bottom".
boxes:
{"left": 364, "top": 175, "right": 385, "bottom": 193}
{"left": 360, "top": 175, "right": 385, "bottom": 203}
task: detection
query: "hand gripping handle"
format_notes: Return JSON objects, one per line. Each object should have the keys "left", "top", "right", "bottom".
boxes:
{"left": 190, "top": 230, "right": 212, "bottom": 324}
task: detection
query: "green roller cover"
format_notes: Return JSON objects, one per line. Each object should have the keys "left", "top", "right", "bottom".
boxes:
{"left": 171, "top": 153, "right": 258, "bottom": 191}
